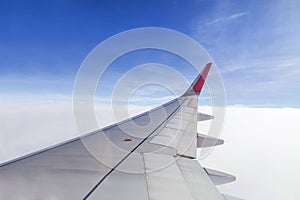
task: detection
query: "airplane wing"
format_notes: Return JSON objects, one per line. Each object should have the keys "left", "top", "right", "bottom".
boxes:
{"left": 0, "top": 63, "right": 236, "bottom": 199}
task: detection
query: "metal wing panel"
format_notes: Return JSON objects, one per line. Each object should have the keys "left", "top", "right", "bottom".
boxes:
{"left": 149, "top": 95, "right": 198, "bottom": 158}
{"left": 0, "top": 139, "right": 110, "bottom": 199}
{"left": 222, "top": 194, "right": 243, "bottom": 200}
{"left": 86, "top": 153, "right": 225, "bottom": 200}
{"left": 87, "top": 153, "right": 149, "bottom": 200}
{"left": 177, "top": 158, "right": 225, "bottom": 200}
{"left": 144, "top": 153, "right": 194, "bottom": 200}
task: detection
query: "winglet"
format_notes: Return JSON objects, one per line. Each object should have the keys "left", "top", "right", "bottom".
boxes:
{"left": 183, "top": 63, "right": 212, "bottom": 96}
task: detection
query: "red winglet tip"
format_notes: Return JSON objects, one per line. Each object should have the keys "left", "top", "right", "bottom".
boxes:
{"left": 192, "top": 63, "right": 212, "bottom": 93}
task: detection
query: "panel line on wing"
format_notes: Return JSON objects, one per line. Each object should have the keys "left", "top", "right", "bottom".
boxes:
{"left": 142, "top": 153, "right": 151, "bottom": 200}
{"left": 82, "top": 100, "right": 183, "bottom": 199}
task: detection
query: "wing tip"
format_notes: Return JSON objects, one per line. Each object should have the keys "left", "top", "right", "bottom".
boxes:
{"left": 192, "top": 62, "right": 212, "bottom": 93}
{"left": 183, "top": 62, "right": 212, "bottom": 96}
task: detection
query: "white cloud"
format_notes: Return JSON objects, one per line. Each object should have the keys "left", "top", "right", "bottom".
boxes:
{"left": 0, "top": 103, "right": 299, "bottom": 199}
{"left": 0, "top": 93, "right": 72, "bottom": 103}
{"left": 205, "top": 12, "right": 249, "bottom": 26}
{"left": 219, "top": 55, "right": 300, "bottom": 103}
{"left": 199, "top": 106, "right": 300, "bottom": 199}
{"left": 0, "top": 102, "right": 151, "bottom": 163}
{"left": 221, "top": 55, "right": 300, "bottom": 75}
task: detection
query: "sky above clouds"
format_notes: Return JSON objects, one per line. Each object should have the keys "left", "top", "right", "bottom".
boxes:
{"left": 0, "top": 0, "right": 299, "bottom": 107}
{"left": 1, "top": 1, "right": 300, "bottom": 199}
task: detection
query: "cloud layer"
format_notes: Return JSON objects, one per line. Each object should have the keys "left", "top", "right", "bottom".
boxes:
{"left": 0, "top": 103, "right": 299, "bottom": 199}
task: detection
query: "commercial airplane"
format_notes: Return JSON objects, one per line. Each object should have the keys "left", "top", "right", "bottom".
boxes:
{"left": 0, "top": 63, "right": 240, "bottom": 199}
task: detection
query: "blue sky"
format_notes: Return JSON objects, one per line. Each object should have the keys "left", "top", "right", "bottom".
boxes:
{"left": 0, "top": 0, "right": 299, "bottom": 107}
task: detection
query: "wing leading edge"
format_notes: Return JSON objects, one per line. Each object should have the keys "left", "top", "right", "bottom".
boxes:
{"left": 0, "top": 63, "right": 237, "bottom": 200}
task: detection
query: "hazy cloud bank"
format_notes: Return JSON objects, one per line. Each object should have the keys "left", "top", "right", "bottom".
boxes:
{"left": 0, "top": 103, "right": 299, "bottom": 199}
